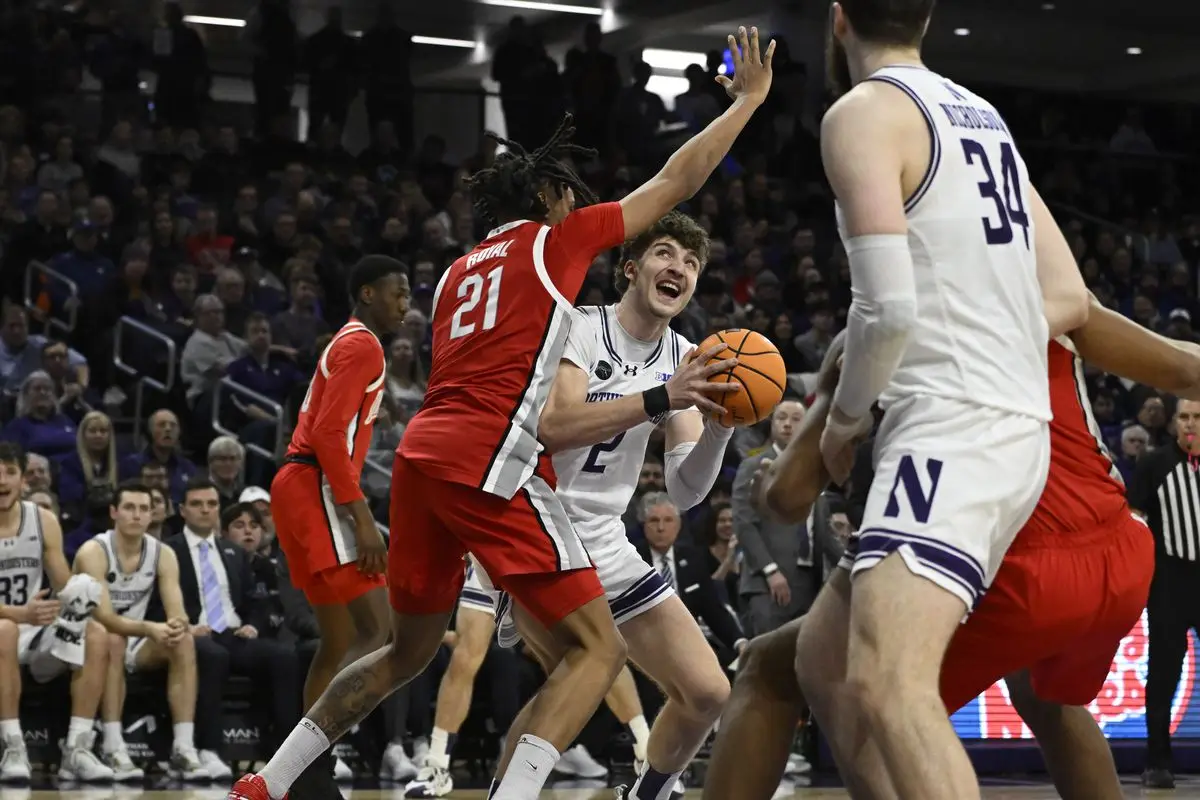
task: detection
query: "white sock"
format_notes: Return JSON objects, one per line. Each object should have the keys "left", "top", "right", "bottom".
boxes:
{"left": 67, "top": 717, "right": 93, "bottom": 744}
{"left": 259, "top": 718, "right": 331, "bottom": 800}
{"left": 0, "top": 719, "right": 21, "bottom": 739}
{"left": 173, "top": 721, "right": 195, "bottom": 752}
{"left": 492, "top": 735, "right": 558, "bottom": 800}
{"left": 102, "top": 721, "right": 125, "bottom": 753}
{"left": 429, "top": 727, "right": 449, "bottom": 759}
{"left": 628, "top": 714, "right": 651, "bottom": 755}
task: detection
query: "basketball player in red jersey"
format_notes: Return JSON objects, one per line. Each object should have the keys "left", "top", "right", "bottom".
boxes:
{"left": 700, "top": 299, "right": 1200, "bottom": 800}
{"left": 228, "top": 26, "right": 775, "bottom": 800}
{"left": 263, "top": 255, "right": 409, "bottom": 798}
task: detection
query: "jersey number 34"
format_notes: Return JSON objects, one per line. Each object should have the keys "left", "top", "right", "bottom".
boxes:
{"left": 962, "top": 139, "right": 1030, "bottom": 249}
{"left": 449, "top": 266, "right": 504, "bottom": 340}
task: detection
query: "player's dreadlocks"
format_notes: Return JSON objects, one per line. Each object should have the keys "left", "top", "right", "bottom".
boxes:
{"left": 467, "top": 114, "right": 598, "bottom": 227}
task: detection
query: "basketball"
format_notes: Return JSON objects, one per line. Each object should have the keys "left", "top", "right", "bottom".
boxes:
{"left": 698, "top": 329, "right": 788, "bottom": 426}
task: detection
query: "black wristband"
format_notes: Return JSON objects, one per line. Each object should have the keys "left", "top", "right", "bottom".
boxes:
{"left": 642, "top": 384, "right": 670, "bottom": 419}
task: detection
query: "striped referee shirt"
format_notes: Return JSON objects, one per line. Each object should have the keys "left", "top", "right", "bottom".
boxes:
{"left": 1129, "top": 443, "right": 1200, "bottom": 561}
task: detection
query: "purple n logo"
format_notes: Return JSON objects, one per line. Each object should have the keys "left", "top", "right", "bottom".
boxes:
{"left": 883, "top": 455, "right": 944, "bottom": 524}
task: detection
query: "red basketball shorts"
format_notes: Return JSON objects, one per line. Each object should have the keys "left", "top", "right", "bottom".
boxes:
{"left": 271, "top": 462, "right": 386, "bottom": 606}
{"left": 941, "top": 511, "right": 1154, "bottom": 712}
{"left": 387, "top": 454, "right": 602, "bottom": 629}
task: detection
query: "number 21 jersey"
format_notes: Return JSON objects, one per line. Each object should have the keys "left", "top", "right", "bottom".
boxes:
{"left": 400, "top": 203, "right": 626, "bottom": 500}
{"left": 837, "top": 66, "right": 1049, "bottom": 421}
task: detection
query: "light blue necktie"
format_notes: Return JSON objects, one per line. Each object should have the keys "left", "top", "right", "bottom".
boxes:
{"left": 198, "top": 541, "right": 228, "bottom": 632}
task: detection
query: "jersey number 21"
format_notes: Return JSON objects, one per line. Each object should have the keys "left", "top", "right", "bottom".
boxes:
{"left": 449, "top": 267, "right": 504, "bottom": 340}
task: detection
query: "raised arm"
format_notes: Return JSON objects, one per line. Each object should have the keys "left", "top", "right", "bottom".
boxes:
{"left": 1030, "top": 186, "right": 1090, "bottom": 338}
{"left": 663, "top": 409, "right": 733, "bottom": 511}
{"left": 74, "top": 540, "right": 153, "bottom": 638}
{"left": 39, "top": 507, "right": 72, "bottom": 593}
{"left": 1070, "top": 295, "right": 1200, "bottom": 399}
{"left": 619, "top": 27, "right": 775, "bottom": 237}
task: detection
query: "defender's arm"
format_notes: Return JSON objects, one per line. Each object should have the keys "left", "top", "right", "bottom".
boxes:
{"left": 1030, "top": 186, "right": 1090, "bottom": 338}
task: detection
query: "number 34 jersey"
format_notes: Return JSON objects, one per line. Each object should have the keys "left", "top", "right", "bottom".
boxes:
{"left": 400, "top": 203, "right": 627, "bottom": 500}
{"left": 835, "top": 65, "right": 1049, "bottom": 422}
{"left": 553, "top": 305, "right": 692, "bottom": 535}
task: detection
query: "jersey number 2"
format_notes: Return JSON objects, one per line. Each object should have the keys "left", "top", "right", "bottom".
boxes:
{"left": 581, "top": 432, "right": 626, "bottom": 474}
{"left": 449, "top": 266, "right": 504, "bottom": 340}
{"left": 0, "top": 574, "right": 29, "bottom": 606}
{"left": 961, "top": 139, "right": 1030, "bottom": 249}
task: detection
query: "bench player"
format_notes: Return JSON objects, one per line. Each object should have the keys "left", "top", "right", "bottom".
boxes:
{"left": 800, "top": 1, "right": 1090, "bottom": 797}
{"left": 706, "top": 297, "right": 1196, "bottom": 800}
{"left": 230, "top": 26, "right": 774, "bottom": 800}
{"left": 269, "top": 255, "right": 410, "bottom": 795}
{"left": 76, "top": 480, "right": 208, "bottom": 781}
{"left": 482, "top": 209, "right": 741, "bottom": 800}
{"left": 0, "top": 442, "right": 113, "bottom": 783}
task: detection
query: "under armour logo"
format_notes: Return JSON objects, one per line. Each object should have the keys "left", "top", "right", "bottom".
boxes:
{"left": 623, "top": 364, "right": 639, "bottom": 377}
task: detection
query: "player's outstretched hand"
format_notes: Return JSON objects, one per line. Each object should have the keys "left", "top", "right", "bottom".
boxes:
{"left": 666, "top": 344, "right": 741, "bottom": 416}
{"left": 715, "top": 26, "right": 776, "bottom": 106}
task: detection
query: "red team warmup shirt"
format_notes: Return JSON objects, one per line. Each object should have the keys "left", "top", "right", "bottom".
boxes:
{"left": 400, "top": 203, "right": 627, "bottom": 499}
{"left": 940, "top": 337, "right": 1154, "bottom": 710}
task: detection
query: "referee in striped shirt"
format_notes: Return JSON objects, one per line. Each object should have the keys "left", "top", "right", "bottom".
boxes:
{"left": 1128, "top": 397, "right": 1200, "bottom": 785}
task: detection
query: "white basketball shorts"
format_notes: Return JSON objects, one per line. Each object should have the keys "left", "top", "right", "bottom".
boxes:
{"left": 839, "top": 394, "right": 1050, "bottom": 612}
{"left": 17, "top": 624, "right": 69, "bottom": 682}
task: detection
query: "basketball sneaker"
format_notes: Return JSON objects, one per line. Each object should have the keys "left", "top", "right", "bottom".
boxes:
{"left": 0, "top": 735, "right": 31, "bottom": 784}
{"left": 229, "top": 773, "right": 280, "bottom": 800}
{"left": 404, "top": 761, "right": 454, "bottom": 797}
{"left": 58, "top": 731, "right": 115, "bottom": 782}
{"left": 103, "top": 747, "right": 145, "bottom": 782}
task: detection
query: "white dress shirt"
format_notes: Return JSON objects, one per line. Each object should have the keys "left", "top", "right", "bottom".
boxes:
{"left": 183, "top": 527, "right": 242, "bottom": 629}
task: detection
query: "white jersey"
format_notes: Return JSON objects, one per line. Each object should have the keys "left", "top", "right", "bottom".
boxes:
{"left": 0, "top": 501, "right": 45, "bottom": 607}
{"left": 95, "top": 530, "right": 161, "bottom": 621}
{"left": 553, "top": 305, "right": 691, "bottom": 537}
{"left": 836, "top": 65, "right": 1050, "bottom": 421}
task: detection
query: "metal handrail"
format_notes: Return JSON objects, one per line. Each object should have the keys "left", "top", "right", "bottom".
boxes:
{"left": 212, "top": 377, "right": 285, "bottom": 462}
{"left": 113, "top": 316, "right": 178, "bottom": 449}
{"left": 24, "top": 261, "right": 79, "bottom": 335}
{"left": 362, "top": 455, "right": 392, "bottom": 480}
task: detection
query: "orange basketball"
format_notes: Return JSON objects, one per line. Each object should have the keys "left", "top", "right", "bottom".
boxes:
{"left": 699, "top": 329, "right": 787, "bottom": 427}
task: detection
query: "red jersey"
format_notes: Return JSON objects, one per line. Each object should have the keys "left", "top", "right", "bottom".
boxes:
{"left": 1019, "top": 338, "right": 1127, "bottom": 538}
{"left": 400, "top": 203, "right": 626, "bottom": 499}
{"left": 286, "top": 319, "right": 386, "bottom": 505}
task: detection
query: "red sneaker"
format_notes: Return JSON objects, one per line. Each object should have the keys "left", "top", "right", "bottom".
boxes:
{"left": 228, "top": 774, "right": 282, "bottom": 800}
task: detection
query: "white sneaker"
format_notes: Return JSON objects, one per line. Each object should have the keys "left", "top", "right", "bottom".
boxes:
{"left": 553, "top": 744, "right": 608, "bottom": 779}
{"left": 58, "top": 732, "right": 115, "bottom": 782}
{"left": 333, "top": 756, "right": 354, "bottom": 783}
{"left": 0, "top": 735, "right": 31, "bottom": 784}
{"left": 168, "top": 746, "right": 209, "bottom": 782}
{"left": 629, "top": 761, "right": 685, "bottom": 800}
{"left": 411, "top": 738, "right": 430, "bottom": 768}
{"left": 103, "top": 747, "right": 145, "bottom": 782}
{"left": 785, "top": 752, "right": 812, "bottom": 775}
{"left": 404, "top": 762, "right": 454, "bottom": 797}
{"left": 380, "top": 743, "right": 418, "bottom": 782}
{"left": 198, "top": 749, "right": 232, "bottom": 780}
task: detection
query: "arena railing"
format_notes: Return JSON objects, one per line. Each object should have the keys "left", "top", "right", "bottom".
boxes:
{"left": 211, "top": 377, "right": 285, "bottom": 462}
{"left": 24, "top": 261, "right": 78, "bottom": 335}
{"left": 113, "top": 316, "right": 177, "bottom": 450}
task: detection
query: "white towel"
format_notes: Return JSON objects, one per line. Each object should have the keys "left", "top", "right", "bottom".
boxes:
{"left": 48, "top": 574, "right": 102, "bottom": 667}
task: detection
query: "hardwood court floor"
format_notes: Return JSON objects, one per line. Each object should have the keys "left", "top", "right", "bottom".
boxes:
{"left": 27, "top": 777, "right": 1200, "bottom": 799}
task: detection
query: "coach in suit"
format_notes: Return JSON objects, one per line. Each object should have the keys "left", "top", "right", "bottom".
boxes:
{"left": 732, "top": 399, "right": 817, "bottom": 636}
{"left": 636, "top": 492, "right": 746, "bottom": 667}
{"left": 154, "top": 478, "right": 302, "bottom": 753}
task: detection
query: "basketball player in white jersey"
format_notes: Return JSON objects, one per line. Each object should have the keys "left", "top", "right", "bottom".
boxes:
{"left": 0, "top": 442, "right": 113, "bottom": 783}
{"left": 794, "top": 3, "right": 1091, "bottom": 799}
{"left": 74, "top": 480, "right": 209, "bottom": 782}
{"left": 479, "top": 210, "right": 744, "bottom": 800}
{"left": 405, "top": 560, "right": 649, "bottom": 796}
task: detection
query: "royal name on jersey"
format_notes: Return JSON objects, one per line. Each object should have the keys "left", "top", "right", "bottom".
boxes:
{"left": 0, "top": 501, "right": 44, "bottom": 607}
{"left": 837, "top": 65, "right": 1049, "bottom": 421}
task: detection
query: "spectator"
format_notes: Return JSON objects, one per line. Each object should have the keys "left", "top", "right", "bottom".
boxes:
{"left": 120, "top": 409, "right": 197, "bottom": 504}
{"left": 187, "top": 205, "right": 235, "bottom": 279}
{"left": 0, "top": 305, "right": 85, "bottom": 392}
{"left": 48, "top": 219, "right": 116, "bottom": 316}
{"left": 214, "top": 267, "right": 252, "bottom": 337}
{"left": 206, "top": 435, "right": 246, "bottom": 511}
{"left": 1, "top": 370, "right": 78, "bottom": 460}
{"left": 56, "top": 409, "right": 119, "bottom": 510}
{"left": 271, "top": 270, "right": 330, "bottom": 362}
{"left": 22, "top": 452, "right": 52, "bottom": 496}
{"left": 1, "top": 189, "right": 67, "bottom": 305}
{"left": 37, "top": 134, "right": 83, "bottom": 192}
{"left": 181, "top": 294, "right": 248, "bottom": 430}
{"left": 149, "top": 485, "right": 169, "bottom": 539}
{"left": 384, "top": 334, "right": 426, "bottom": 423}
{"left": 699, "top": 500, "right": 740, "bottom": 608}
{"left": 794, "top": 305, "right": 837, "bottom": 371}
{"left": 40, "top": 339, "right": 92, "bottom": 423}
{"left": 164, "top": 481, "right": 301, "bottom": 761}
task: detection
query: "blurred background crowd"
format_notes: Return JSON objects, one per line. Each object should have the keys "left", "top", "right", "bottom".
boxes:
{"left": 2, "top": 0, "right": 1200, "bottom": 790}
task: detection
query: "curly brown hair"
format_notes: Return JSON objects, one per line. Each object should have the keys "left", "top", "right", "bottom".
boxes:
{"left": 613, "top": 209, "right": 711, "bottom": 295}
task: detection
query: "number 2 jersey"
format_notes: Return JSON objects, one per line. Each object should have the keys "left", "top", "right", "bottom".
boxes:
{"left": 400, "top": 204, "right": 626, "bottom": 499}
{"left": 552, "top": 305, "right": 692, "bottom": 551}
{"left": 837, "top": 65, "right": 1050, "bottom": 422}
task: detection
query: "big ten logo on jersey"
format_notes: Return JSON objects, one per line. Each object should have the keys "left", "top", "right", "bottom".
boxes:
{"left": 450, "top": 239, "right": 513, "bottom": 341}
{"left": 938, "top": 83, "right": 1031, "bottom": 250}
{"left": 883, "top": 454, "right": 944, "bottom": 525}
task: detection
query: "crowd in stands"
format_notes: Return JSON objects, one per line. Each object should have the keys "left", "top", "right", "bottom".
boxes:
{"left": 0, "top": 0, "right": 1198, "bottom": 785}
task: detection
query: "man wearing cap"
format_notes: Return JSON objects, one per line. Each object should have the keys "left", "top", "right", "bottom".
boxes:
{"left": 47, "top": 219, "right": 116, "bottom": 315}
{"left": 1166, "top": 308, "right": 1196, "bottom": 343}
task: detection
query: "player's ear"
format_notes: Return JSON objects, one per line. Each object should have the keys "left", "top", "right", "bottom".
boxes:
{"left": 623, "top": 258, "right": 638, "bottom": 286}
